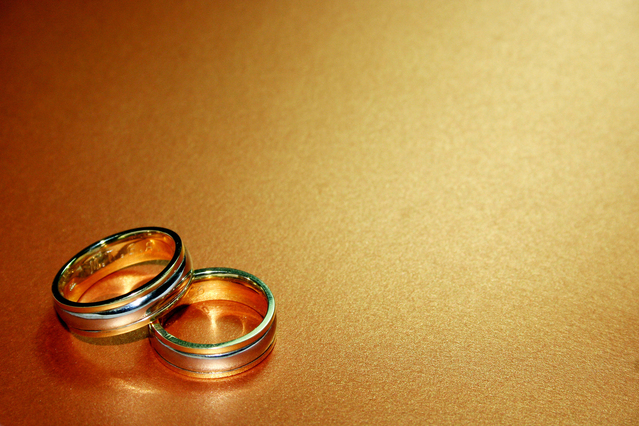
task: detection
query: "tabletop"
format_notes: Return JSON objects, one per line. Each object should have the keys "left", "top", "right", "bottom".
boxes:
{"left": 1, "top": 1, "right": 639, "bottom": 424}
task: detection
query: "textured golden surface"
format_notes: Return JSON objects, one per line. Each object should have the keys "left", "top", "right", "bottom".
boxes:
{"left": 1, "top": 0, "right": 639, "bottom": 424}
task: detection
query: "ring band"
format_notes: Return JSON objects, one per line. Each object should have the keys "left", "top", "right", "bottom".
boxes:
{"left": 52, "top": 227, "right": 193, "bottom": 337}
{"left": 149, "top": 268, "right": 276, "bottom": 378}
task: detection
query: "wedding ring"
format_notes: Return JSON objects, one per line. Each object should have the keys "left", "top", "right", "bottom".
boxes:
{"left": 149, "top": 268, "right": 276, "bottom": 378}
{"left": 52, "top": 227, "right": 193, "bottom": 337}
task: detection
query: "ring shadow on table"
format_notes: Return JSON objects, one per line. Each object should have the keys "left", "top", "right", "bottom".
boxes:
{"left": 36, "top": 308, "right": 274, "bottom": 395}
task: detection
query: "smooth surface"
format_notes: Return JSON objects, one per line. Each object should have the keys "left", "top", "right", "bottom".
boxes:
{"left": 1, "top": 0, "right": 639, "bottom": 424}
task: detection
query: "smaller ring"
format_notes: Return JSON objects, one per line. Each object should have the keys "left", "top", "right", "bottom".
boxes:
{"left": 149, "top": 268, "right": 276, "bottom": 378}
{"left": 52, "top": 227, "right": 193, "bottom": 337}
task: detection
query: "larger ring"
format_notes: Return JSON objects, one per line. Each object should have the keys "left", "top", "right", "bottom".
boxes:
{"left": 149, "top": 268, "right": 276, "bottom": 378}
{"left": 52, "top": 227, "right": 193, "bottom": 337}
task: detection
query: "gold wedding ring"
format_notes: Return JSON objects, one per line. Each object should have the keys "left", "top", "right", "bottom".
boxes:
{"left": 52, "top": 227, "right": 193, "bottom": 337}
{"left": 149, "top": 268, "right": 276, "bottom": 378}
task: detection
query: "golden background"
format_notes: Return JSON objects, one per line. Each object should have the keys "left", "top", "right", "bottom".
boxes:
{"left": 1, "top": 1, "right": 638, "bottom": 424}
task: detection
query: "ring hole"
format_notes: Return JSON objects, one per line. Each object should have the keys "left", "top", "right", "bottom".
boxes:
{"left": 77, "top": 263, "right": 167, "bottom": 303}
{"left": 162, "top": 300, "right": 264, "bottom": 345}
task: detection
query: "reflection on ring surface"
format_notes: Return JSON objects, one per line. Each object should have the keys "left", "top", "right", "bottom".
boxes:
{"left": 162, "top": 299, "right": 264, "bottom": 345}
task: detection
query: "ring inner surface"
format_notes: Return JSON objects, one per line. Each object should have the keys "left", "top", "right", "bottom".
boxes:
{"left": 160, "top": 277, "right": 268, "bottom": 345}
{"left": 58, "top": 232, "right": 176, "bottom": 303}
